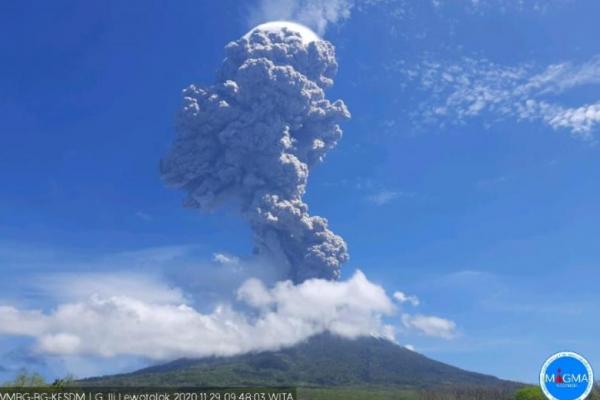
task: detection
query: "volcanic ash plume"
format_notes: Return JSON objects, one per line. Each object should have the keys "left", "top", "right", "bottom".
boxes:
{"left": 160, "top": 23, "right": 350, "bottom": 282}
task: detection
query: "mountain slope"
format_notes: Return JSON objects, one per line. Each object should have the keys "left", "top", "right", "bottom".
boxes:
{"left": 81, "top": 333, "right": 515, "bottom": 388}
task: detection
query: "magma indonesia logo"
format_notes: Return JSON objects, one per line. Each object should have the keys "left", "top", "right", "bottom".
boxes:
{"left": 540, "top": 352, "right": 594, "bottom": 400}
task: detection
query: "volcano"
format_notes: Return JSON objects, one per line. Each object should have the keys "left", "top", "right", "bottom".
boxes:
{"left": 81, "top": 333, "right": 518, "bottom": 390}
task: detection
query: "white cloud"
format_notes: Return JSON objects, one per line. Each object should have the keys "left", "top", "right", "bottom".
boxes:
{"left": 401, "top": 55, "right": 600, "bottom": 140}
{"left": 0, "top": 243, "right": 458, "bottom": 365}
{"left": 393, "top": 291, "right": 420, "bottom": 306}
{"left": 247, "top": 0, "right": 356, "bottom": 34}
{"left": 212, "top": 253, "right": 240, "bottom": 266}
{"left": 401, "top": 313, "right": 457, "bottom": 339}
{"left": 404, "top": 344, "right": 416, "bottom": 351}
{"left": 543, "top": 102, "right": 600, "bottom": 134}
{"left": 34, "top": 273, "right": 187, "bottom": 305}
{"left": 0, "top": 307, "right": 47, "bottom": 336}
{"left": 237, "top": 278, "right": 273, "bottom": 308}
{"left": 0, "top": 271, "right": 398, "bottom": 360}
{"left": 0, "top": 242, "right": 288, "bottom": 311}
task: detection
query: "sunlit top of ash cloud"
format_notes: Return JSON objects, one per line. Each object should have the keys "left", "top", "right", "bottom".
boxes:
{"left": 160, "top": 22, "right": 350, "bottom": 282}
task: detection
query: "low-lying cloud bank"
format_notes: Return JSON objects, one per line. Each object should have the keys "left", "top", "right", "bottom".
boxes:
{"left": 0, "top": 270, "right": 456, "bottom": 360}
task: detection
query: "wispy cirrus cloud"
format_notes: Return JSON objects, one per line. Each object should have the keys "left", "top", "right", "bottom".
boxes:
{"left": 366, "top": 190, "right": 411, "bottom": 206}
{"left": 321, "top": 177, "right": 416, "bottom": 207}
{"left": 33, "top": 273, "right": 187, "bottom": 306}
{"left": 398, "top": 56, "right": 600, "bottom": 140}
{"left": 246, "top": 0, "right": 570, "bottom": 37}
{"left": 433, "top": 0, "right": 571, "bottom": 14}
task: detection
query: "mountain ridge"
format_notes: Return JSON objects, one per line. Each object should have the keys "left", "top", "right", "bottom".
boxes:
{"left": 81, "top": 333, "right": 519, "bottom": 389}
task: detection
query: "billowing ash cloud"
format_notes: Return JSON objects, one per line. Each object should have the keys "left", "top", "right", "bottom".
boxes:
{"left": 160, "top": 23, "right": 350, "bottom": 282}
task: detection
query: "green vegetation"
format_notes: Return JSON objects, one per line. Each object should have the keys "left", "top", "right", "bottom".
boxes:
{"left": 298, "top": 387, "right": 419, "bottom": 400}
{"left": 514, "top": 386, "right": 545, "bottom": 400}
{"left": 2, "top": 370, "right": 75, "bottom": 388}
{"left": 15, "top": 336, "right": 600, "bottom": 400}
{"left": 2, "top": 370, "right": 47, "bottom": 387}
{"left": 300, "top": 384, "right": 600, "bottom": 400}
{"left": 588, "top": 382, "right": 600, "bottom": 400}
{"left": 81, "top": 333, "right": 514, "bottom": 389}
{"left": 512, "top": 383, "right": 600, "bottom": 400}
{"left": 4, "top": 369, "right": 599, "bottom": 400}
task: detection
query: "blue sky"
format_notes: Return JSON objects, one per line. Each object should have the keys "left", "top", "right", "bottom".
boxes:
{"left": 1, "top": 0, "right": 600, "bottom": 384}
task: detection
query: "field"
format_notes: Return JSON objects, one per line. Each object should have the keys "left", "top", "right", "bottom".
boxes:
{"left": 298, "top": 385, "right": 600, "bottom": 400}
{"left": 298, "top": 387, "right": 420, "bottom": 400}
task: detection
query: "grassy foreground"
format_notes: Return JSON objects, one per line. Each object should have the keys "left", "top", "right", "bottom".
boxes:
{"left": 297, "top": 384, "right": 600, "bottom": 400}
{"left": 4, "top": 371, "right": 600, "bottom": 400}
{"left": 297, "top": 387, "right": 420, "bottom": 400}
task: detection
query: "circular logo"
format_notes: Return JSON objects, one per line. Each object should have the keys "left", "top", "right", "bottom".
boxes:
{"left": 540, "top": 352, "right": 594, "bottom": 400}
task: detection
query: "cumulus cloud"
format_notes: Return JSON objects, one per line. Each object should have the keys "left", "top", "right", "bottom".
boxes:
{"left": 0, "top": 243, "right": 459, "bottom": 362}
{"left": 0, "top": 271, "right": 396, "bottom": 360}
{"left": 400, "top": 55, "right": 600, "bottom": 140}
{"left": 401, "top": 314, "right": 457, "bottom": 339}
{"left": 161, "top": 24, "right": 350, "bottom": 282}
{"left": 393, "top": 291, "right": 420, "bottom": 306}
